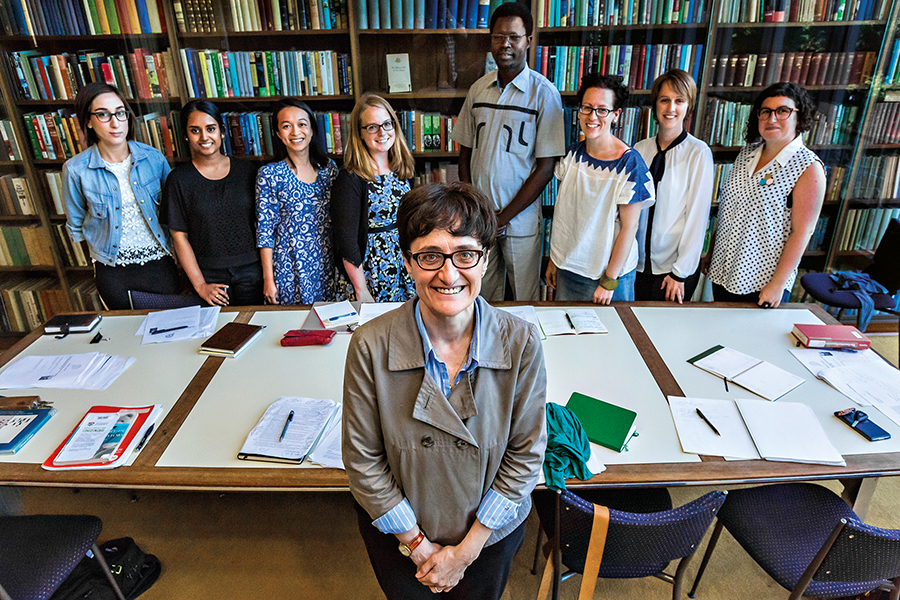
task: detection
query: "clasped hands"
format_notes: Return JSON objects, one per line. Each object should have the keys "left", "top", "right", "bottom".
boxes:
{"left": 410, "top": 540, "right": 476, "bottom": 594}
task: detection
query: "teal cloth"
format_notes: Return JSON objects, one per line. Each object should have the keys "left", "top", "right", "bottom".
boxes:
{"left": 542, "top": 403, "right": 593, "bottom": 491}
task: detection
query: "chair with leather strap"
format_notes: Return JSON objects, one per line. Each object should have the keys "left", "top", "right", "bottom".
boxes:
{"left": 689, "top": 483, "right": 900, "bottom": 600}
{"left": 0, "top": 514, "right": 125, "bottom": 600}
{"left": 534, "top": 489, "right": 726, "bottom": 600}
{"left": 127, "top": 290, "right": 203, "bottom": 310}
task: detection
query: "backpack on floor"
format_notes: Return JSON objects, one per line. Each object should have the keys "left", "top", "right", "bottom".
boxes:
{"left": 49, "top": 537, "right": 161, "bottom": 600}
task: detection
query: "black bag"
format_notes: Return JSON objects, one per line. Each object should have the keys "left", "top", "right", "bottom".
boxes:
{"left": 49, "top": 537, "right": 161, "bottom": 600}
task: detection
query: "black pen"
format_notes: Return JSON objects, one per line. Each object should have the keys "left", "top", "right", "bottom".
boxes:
{"left": 565, "top": 313, "right": 576, "bottom": 331}
{"left": 135, "top": 424, "right": 154, "bottom": 451}
{"left": 724, "top": 377, "right": 729, "bottom": 392}
{"left": 696, "top": 408, "right": 721, "bottom": 436}
{"left": 149, "top": 325, "right": 190, "bottom": 335}
{"left": 279, "top": 410, "right": 294, "bottom": 443}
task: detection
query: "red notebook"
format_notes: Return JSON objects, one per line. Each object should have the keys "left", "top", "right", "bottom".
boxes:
{"left": 791, "top": 323, "right": 871, "bottom": 350}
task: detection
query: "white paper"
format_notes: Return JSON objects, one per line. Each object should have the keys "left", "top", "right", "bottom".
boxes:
{"left": 694, "top": 347, "right": 761, "bottom": 379}
{"left": 358, "top": 303, "right": 403, "bottom": 326}
{"left": 0, "top": 353, "right": 133, "bottom": 390}
{"left": 386, "top": 53, "right": 411, "bottom": 93}
{"left": 736, "top": 398, "right": 845, "bottom": 466}
{"left": 497, "top": 306, "right": 545, "bottom": 339}
{"left": 668, "top": 396, "right": 760, "bottom": 460}
{"left": 136, "top": 306, "right": 220, "bottom": 339}
{"left": 790, "top": 348, "right": 900, "bottom": 407}
{"left": 54, "top": 412, "right": 120, "bottom": 463}
{"left": 876, "top": 405, "right": 900, "bottom": 429}
{"left": 308, "top": 406, "right": 344, "bottom": 469}
{"left": 731, "top": 360, "right": 805, "bottom": 401}
{"left": 538, "top": 309, "right": 607, "bottom": 336}
{"left": 240, "top": 397, "right": 339, "bottom": 461}
{"left": 314, "top": 301, "right": 359, "bottom": 330}
{"left": 0, "top": 413, "right": 37, "bottom": 444}
{"left": 141, "top": 306, "right": 202, "bottom": 344}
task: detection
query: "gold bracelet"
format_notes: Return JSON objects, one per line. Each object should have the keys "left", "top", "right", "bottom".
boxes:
{"left": 599, "top": 273, "right": 619, "bottom": 291}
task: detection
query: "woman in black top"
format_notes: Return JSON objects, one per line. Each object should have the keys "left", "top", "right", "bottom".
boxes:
{"left": 162, "top": 100, "right": 263, "bottom": 306}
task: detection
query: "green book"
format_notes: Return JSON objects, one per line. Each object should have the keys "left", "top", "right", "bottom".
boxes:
{"left": 564, "top": 392, "right": 638, "bottom": 453}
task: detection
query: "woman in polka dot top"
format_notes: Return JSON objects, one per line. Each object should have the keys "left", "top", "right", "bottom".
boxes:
{"left": 706, "top": 82, "right": 826, "bottom": 308}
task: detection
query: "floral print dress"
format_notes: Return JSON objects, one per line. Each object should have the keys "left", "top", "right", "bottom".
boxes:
{"left": 364, "top": 173, "right": 415, "bottom": 302}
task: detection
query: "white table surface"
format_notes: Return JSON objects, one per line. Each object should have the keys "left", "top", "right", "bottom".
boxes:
{"left": 632, "top": 306, "right": 900, "bottom": 456}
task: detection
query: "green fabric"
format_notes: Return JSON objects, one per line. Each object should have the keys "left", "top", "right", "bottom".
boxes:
{"left": 542, "top": 403, "right": 593, "bottom": 491}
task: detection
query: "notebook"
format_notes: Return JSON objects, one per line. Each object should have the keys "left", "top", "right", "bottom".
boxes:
{"left": 43, "top": 313, "right": 101, "bottom": 335}
{"left": 564, "top": 392, "right": 638, "bottom": 452}
{"left": 687, "top": 345, "right": 805, "bottom": 401}
{"left": 199, "top": 322, "right": 266, "bottom": 358}
{"left": 0, "top": 407, "right": 56, "bottom": 455}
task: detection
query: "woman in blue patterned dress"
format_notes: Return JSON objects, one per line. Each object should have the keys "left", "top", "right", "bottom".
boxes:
{"left": 331, "top": 93, "right": 416, "bottom": 303}
{"left": 257, "top": 99, "right": 339, "bottom": 304}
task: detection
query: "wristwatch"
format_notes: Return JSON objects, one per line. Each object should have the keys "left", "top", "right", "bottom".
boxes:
{"left": 599, "top": 272, "right": 619, "bottom": 291}
{"left": 399, "top": 530, "right": 425, "bottom": 557}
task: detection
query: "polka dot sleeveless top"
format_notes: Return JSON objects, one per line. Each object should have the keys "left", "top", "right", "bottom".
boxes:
{"left": 708, "top": 139, "right": 822, "bottom": 295}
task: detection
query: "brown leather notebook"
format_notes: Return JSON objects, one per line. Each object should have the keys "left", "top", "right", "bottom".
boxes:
{"left": 199, "top": 322, "right": 265, "bottom": 358}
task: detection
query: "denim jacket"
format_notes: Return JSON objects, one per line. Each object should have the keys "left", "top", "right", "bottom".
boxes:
{"left": 63, "top": 141, "right": 172, "bottom": 266}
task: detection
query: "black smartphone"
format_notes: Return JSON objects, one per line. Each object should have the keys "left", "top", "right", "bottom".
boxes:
{"left": 834, "top": 409, "right": 891, "bottom": 442}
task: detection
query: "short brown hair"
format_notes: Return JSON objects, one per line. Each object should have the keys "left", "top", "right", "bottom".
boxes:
{"left": 650, "top": 69, "right": 697, "bottom": 117}
{"left": 398, "top": 182, "right": 497, "bottom": 254}
{"left": 75, "top": 82, "right": 136, "bottom": 147}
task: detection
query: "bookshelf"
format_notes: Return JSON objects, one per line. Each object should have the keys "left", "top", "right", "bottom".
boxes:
{"left": 1, "top": 0, "right": 900, "bottom": 330}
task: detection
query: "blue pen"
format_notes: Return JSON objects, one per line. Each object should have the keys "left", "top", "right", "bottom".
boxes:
{"left": 327, "top": 312, "right": 356, "bottom": 322}
{"left": 279, "top": 410, "right": 294, "bottom": 443}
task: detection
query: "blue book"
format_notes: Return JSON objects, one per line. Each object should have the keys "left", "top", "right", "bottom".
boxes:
{"left": 8, "top": 0, "right": 29, "bottom": 34}
{"left": 380, "top": 0, "right": 392, "bottom": 28}
{"left": 436, "top": 0, "right": 446, "bottom": 27}
{"left": 357, "top": 0, "right": 369, "bottom": 28}
{"left": 391, "top": 0, "right": 402, "bottom": 27}
{"left": 446, "top": 0, "right": 458, "bottom": 28}
{"left": 457, "top": 0, "right": 467, "bottom": 29}
{"left": 403, "top": 0, "right": 414, "bottom": 26}
{"left": 464, "top": 0, "right": 477, "bottom": 27}
{"left": 415, "top": 0, "right": 425, "bottom": 26}
{"left": 0, "top": 408, "right": 56, "bottom": 455}
{"left": 692, "top": 45, "right": 702, "bottom": 83}
{"left": 476, "top": 0, "right": 488, "bottom": 27}
{"left": 367, "top": 0, "right": 380, "bottom": 28}
{"left": 321, "top": 0, "right": 333, "bottom": 29}
{"left": 424, "top": 0, "right": 437, "bottom": 27}
{"left": 134, "top": 0, "right": 153, "bottom": 33}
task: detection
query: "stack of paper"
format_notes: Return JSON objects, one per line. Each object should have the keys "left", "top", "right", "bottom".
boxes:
{"left": 668, "top": 396, "right": 845, "bottom": 466}
{"left": 0, "top": 353, "right": 135, "bottom": 390}
{"left": 239, "top": 397, "right": 341, "bottom": 465}
{"left": 790, "top": 348, "right": 900, "bottom": 408}
{"left": 314, "top": 301, "right": 359, "bottom": 330}
{"left": 136, "top": 306, "right": 220, "bottom": 344}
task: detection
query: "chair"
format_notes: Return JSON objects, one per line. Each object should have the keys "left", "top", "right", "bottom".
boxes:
{"left": 689, "top": 483, "right": 900, "bottom": 600}
{"left": 0, "top": 515, "right": 125, "bottom": 600}
{"left": 534, "top": 489, "right": 726, "bottom": 600}
{"left": 128, "top": 290, "right": 203, "bottom": 310}
{"left": 801, "top": 217, "right": 899, "bottom": 341}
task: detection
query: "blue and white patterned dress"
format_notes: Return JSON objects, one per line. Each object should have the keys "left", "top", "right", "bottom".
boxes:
{"left": 365, "top": 173, "right": 416, "bottom": 302}
{"left": 256, "top": 158, "right": 340, "bottom": 304}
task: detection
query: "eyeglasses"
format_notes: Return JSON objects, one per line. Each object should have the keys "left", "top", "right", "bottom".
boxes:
{"left": 490, "top": 34, "right": 526, "bottom": 44}
{"left": 757, "top": 106, "right": 798, "bottom": 120}
{"left": 91, "top": 109, "right": 129, "bottom": 123}
{"left": 408, "top": 249, "right": 485, "bottom": 270}
{"left": 361, "top": 120, "right": 395, "bottom": 135}
{"left": 578, "top": 105, "right": 615, "bottom": 118}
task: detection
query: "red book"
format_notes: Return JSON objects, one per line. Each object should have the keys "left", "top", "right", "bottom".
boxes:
{"left": 791, "top": 323, "right": 871, "bottom": 350}
{"left": 159, "top": 114, "right": 174, "bottom": 157}
{"left": 816, "top": 53, "right": 832, "bottom": 85}
{"left": 798, "top": 53, "right": 813, "bottom": 84}
{"left": 781, "top": 52, "right": 795, "bottom": 81}
{"left": 789, "top": 52, "right": 805, "bottom": 83}
{"left": 848, "top": 51, "right": 866, "bottom": 84}
{"left": 807, "top": 53, "right": 823, "bottom": 85}
{"left": 540, "top": 47, "right": 549, "bottom": 77}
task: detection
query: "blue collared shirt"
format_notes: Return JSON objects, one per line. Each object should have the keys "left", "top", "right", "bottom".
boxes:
{"left": 372, "top": 300, "right": 522, "bottom": 536}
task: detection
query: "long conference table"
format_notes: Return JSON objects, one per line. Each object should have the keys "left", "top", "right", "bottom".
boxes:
{"left": 1, "top": 302, "right": 899, "bottom": 516}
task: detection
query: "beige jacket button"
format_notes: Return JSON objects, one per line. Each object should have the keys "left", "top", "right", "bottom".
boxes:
{"left": 455, "top": 440, "right": 468, "bottom": 449}
{"left": 421, "top": 435, "right": 434, "bottom": 448}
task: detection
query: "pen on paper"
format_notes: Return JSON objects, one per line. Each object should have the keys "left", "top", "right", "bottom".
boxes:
{"left": 135, "top": 424, "right": 154, "bottom": 452}
{"left": 723, "top": 377, "right": 729, "bottom": 392}
{"left": 279, "top": 410, "right": 294, "bottom": 443}
{"left": 696, "top": 408, "right": 721, "bottom": 436}
{"left": 327, "top": 313, "right": 356, "bottom": 322}
{"left": 565, "top": 313, "right": 576, "bottom": 331}
{"left": 149, "top": 325, "right": 190, "bottom": 335}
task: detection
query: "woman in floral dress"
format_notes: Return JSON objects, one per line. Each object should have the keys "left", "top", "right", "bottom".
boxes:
{"left": 257, "top": 99, "right": 339, "bottom": 304}
{"left": 331, "top": 93, "right": 416, "bottom": 303}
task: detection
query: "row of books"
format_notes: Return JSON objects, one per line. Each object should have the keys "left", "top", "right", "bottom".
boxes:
{"left": 21, "top": 111, "right": 85, "bottom": 161}
{"left": 851, "top": 155, "right": 900, "bottom": 200}
{"left": 837, "top": 208, "right": 900, "bottom": 252}
{"left": 412, "top": 160, "right": 461, "bottom": 187}
{"left": 0, "top": 277, "right": 66, "bottom": 333}
{"left": 225, "top": 0, "right": 349, "bottom": 31}
{"left": 0, "top": 0, "right": 167, "bottom": 36}
{"left": 0, "top": 120, "right": 24, "bottom": 161}
{"left": 53, "top": 223, "right": 92, "bottom": 267}
{"left": 536, "top": 44, "right": 704, "bottom": 93}
{"left": 42, "top": 171, "right": 68, "bottom": 215}
{"left": 887, "top": 39, "right": 900, "bottom": 85}
{"left": 864, "top": 102, "right": 900, "bottom": 145}
{"left": 355, "top": 0, "right": 498, "bottom": 29}
{"left": 711, "top": 162, "right": 845, "bottom": 204}
{"left": 537, "top": 0, "right": 708, "bottom": 27}
{"left": 0, "top": 225, "right": 54, "bottom": 266}
{"left": 0, "top": 175, "right": 37, "bottom": 216}
{"left": 396, "top": 111, "right": 460, "bottom": 153}
{"left": 709, "top": 51, "right": 876, "bottom": 89}
{"left": 8, "top": 49, "right": 176, "bottom": 101}
{"left": 716, "top": 0, "right": 889, "bottom": 23}
{"left": 179, "top": 49, "right": 352, "bottom": 99}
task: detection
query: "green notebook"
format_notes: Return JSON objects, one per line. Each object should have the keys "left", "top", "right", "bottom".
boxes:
{"left": 565, "top": 392, "right": 638, "bottom": 453}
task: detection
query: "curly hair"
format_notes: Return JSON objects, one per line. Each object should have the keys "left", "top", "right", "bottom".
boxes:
{"left": 745, "top": 82, "right": 817, "bottom": 144}
{"left": 577, "top": 73, "right": 629, "bottom": 110}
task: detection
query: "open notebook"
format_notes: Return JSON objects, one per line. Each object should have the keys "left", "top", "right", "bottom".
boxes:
{"left": 688, "top": 345, "right": 805, "bottom": 401}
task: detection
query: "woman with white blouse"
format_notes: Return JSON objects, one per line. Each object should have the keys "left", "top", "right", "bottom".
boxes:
{"left": 706, "top": 82, "right": 826, "bottom": 308}
{"left": 634, "top": 70, "right": 713, "bottom": 303}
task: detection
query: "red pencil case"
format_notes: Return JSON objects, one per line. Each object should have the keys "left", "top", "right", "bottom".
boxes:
{"left": 280, "top": 330, "right": 336, "bottom": 346}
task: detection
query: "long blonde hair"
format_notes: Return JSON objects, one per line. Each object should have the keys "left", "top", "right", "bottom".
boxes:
{"left": 343, "top": 93, "right": 415, "bottom": 181}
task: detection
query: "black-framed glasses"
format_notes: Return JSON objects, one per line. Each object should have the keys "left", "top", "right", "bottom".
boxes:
{"left": 757, "top": 106, "right": 798, "bottom": 120}
{"left": 490, "top": 34, "right": 526, "bottom": 44}
{"left": 578, "top": 104, "right": 614, "bottom": 118}
{"left": 361, "top": 120, "right": 395, "bottom": 135}
{"left": 408, "top": 249, "right": 485, "bottom": 270}
{"left": 91, "top": 109, "right": 129, "bottom": 123}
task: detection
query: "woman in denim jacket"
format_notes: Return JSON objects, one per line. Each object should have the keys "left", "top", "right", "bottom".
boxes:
{"left": 63, "top": 82, "right": 178, "bottom": 309}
